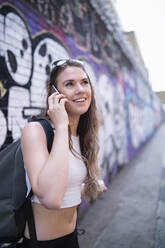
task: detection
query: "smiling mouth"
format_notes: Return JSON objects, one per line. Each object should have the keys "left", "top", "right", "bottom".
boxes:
{"left": 73, "top": 98, "right": 86, "bottom": 103}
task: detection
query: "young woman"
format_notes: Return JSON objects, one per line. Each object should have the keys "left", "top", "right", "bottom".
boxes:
{"left": 21, "top": 59, "right": 107, "bottom": 248}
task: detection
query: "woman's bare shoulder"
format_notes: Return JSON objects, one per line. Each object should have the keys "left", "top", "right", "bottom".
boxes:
{"left": 21, "top": 121, "right": 46, "bottom": 145}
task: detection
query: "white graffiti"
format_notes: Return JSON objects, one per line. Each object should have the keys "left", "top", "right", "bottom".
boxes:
{"left": 0, "top": 14, "right": 5, "bottom": 57}
{"left": 30, "top": 37, "right": 69, "bottom": 110}
{"left": 129, "top": 102, "right": 143, "bottom": 148}
{"left": 121, "top": 66, "right": 135, "bottom": 89}
{"left": 142, "top": 106, "right": 155, "bottom": 135}
{"left": 129, "top": 102, "right": 155, "bottom": 148}
{"left": 97, "top": 74, "right": 116, "bottom": 174}
{"left": 113, "top": 83, "right": 128, "bottom": 165}
{"left": 8, "top": 86, "right": 30, "bottom": 140}
{"left": 0, "top": 110, "right": 7, "bottom": 147}
{"left": 2, "top": 12, "right": 32, "bottom": 85}
{"left": 135, "top": 73, "right": 151, "bottom": 104}
{"left": 0, "top": 8, "right": 70, "bottom": 146}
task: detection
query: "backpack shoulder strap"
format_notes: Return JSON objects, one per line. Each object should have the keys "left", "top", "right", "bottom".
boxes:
{"left": 29, "top": 117, "right": 54, "bottom": 153}
{"left": 36, "top": 118, "right": 54, "bottom": 153}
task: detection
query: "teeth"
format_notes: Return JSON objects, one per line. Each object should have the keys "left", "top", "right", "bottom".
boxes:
{"left": 74, "top": 98, "right": 85, "bottom": 102}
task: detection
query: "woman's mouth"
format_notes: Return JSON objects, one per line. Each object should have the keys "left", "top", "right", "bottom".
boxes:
{"left": 73, "top": 98, "right": 86, "bottom": 103}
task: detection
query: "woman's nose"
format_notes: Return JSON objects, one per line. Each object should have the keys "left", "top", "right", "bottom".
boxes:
{"left": 75, "top": 83, "right": 84, "bottom": 93}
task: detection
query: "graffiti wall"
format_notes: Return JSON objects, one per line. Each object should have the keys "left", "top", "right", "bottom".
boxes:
{"left": 0, "top": 0, "right": 163, "bottom": 211}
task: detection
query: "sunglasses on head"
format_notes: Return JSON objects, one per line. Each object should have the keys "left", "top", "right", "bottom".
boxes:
{"left": 52, "top": 59, "right": 84, "bottom": 68}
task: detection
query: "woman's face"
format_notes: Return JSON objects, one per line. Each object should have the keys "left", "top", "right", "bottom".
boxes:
{"left": 56, "top": 66, "right": 92, "bottom": 118}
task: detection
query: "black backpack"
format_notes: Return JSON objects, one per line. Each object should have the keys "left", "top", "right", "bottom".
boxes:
{"left": 0, "top": 118, "right": 54, "bottom": 246}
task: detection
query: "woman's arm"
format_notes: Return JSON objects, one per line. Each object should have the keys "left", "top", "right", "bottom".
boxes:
{"left": 21, "top": 122, "right": 69, "bottom": 209}
{"left": 21, "top": 92, "right": 69, "bottom": 209}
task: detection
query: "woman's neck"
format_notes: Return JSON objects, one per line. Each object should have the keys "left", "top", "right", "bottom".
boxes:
{"left": 69, "top": 116, "right": 80, "bottom": 136}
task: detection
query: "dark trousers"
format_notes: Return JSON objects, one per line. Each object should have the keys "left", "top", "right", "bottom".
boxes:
{"left": 22, "top": 230, "right": 79, "bottom": 248}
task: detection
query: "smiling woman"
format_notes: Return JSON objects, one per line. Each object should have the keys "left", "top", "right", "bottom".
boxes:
{"left": 55, "top": 66, "right": 92, "bottom": 120}
{"left": 21, "top": 58, "right": 107, "bottom": 248}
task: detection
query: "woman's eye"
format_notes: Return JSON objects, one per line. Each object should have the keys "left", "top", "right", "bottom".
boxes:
{"left": 65, "top": 82, "right": 73, "bottom": 87}
{"left": 82, "top": 80, "right": 89, "bottom": 85}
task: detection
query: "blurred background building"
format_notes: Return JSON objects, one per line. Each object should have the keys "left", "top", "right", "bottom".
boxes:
{"left": 156, "top": 91, "right": 165, "bottom": 111}
{"left": 124, "top": 31, "right": 148, "bottom": 76}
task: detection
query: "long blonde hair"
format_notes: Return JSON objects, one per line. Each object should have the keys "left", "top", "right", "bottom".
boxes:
{"left": 45, "top": 59, "right": 100, "bottom": 200}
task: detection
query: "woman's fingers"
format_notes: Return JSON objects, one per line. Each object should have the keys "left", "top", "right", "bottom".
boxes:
{"left": 59, "top": 97, "right": 69, "bottom": 106}
{"left": 98, "top": 180, "right": 108, "bottom": 192}
{"left": 48, "top": 92, "right": 68, "bottom": 105}
{"left": 48, "top": 92, "right": 57, "bottom": 108}
{"left": 48, "top": 92, "right": 59, "bottom": 105}
{"left": 47, "top": 91, "right": 69, "bottom": 127}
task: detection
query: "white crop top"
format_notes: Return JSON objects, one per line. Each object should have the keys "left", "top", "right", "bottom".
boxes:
{"left": 25, "top": 135, "right": 87, "bottom": 208}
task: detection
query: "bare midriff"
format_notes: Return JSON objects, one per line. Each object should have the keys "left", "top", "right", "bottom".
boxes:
{"left": 24, "top": 202, "right": 77, "bottom": 241}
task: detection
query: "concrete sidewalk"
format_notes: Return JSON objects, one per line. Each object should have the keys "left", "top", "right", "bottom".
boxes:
{"left": 78, "top": 122, "right": 165, "bottom": 248}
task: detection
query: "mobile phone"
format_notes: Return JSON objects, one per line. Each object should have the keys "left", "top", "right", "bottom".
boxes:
{"left": 52, "top": 85, "right": 60, "bottom": 94}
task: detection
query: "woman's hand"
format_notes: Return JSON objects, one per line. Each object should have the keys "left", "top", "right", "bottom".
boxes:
{"left": 81, "top": 180, "right": 107, "bottom": 197}
{"left": 47, "top": 92, "right": 69, "bottom": 129}
{"left": 98, "top": 179, "right": 108, "bottom": 192}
